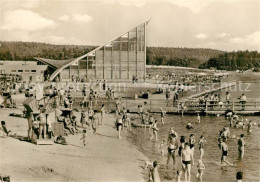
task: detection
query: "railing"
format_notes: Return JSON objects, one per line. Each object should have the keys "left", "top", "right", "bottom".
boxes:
{"left": 181, "top": 100, "right": 260, "bottom": 113}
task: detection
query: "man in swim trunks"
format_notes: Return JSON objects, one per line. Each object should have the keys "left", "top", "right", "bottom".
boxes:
{"left": 116, "top": 113, "right": 123, "bottom": 139}
{"left": 238, "top": 134, "right": 245, "bottom": 160}
{"left": 220, "top": 139, "right": 233, "bottom": 166}
{"left": 160, "top": 108, "right": 166, "bottom": 125}
{"left": 167, "top": 133, "right": 178, "bottom": 169}
{"left": 150, "top": 120, "right": 159, "bottom": 142}
{"left": 181, "top": 142, "right": 194, "bottom": 182}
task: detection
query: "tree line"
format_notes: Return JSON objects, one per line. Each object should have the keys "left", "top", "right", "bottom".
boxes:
{"left": 199, "top": 51, "right": 260, "bottom": 71}
{"left": 0, "top": 41, "right": 259, "bottom": 71}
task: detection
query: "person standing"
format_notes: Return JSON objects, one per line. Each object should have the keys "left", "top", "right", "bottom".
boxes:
{"left": 181, "top": 143, "right": 194, "bottom": 182}
{"left": 219, "top": 139, "right": 233, "bottom": 166}
{"left": 150, "top": 120, "right": 159, "bottom": 142}
{"left": 198, "top": 135, "right": 205, "bottom": 159}
{"left": 238, "top": 134, "right": 245, "bottom": 159}
{"left": 100, "top": 104, "right": 106, "bottom": 125}
{"left": 166, "top": 133, "right": 178, "bottom": 169}
{"left": 116, "top": 113, "right": 123, "bottom": 139}
{"left": 239, "top": 94, "right": 247, "bottom": 110}
{"left": 160, "top": 108, "right": 166, "bottom": 125}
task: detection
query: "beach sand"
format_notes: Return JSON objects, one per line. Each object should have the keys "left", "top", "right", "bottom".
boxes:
{"left": 0, "top": 109, "right": 148, "bottom": 182}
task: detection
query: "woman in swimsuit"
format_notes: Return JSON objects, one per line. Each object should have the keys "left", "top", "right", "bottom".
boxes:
{"left": 178, "top": 136, "right": 185, "bottom": 156}
{"left": 198, "top": 135, "right": 205, "bottom": 159}
{"left": 189, "top": 134, "right": 195, "bottom": 154}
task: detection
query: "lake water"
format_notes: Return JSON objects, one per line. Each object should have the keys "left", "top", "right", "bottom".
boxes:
{"left": 128, "top": 114, "right": 260, "bottom": 182}
{"left": 127, "top": 72, "right": 260, "bottom": 182}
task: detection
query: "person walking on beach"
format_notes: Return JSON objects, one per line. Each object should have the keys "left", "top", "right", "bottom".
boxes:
{"left": 181, "top": 142, "right": 194, "bottom": 182}
{"left": 238, "top": 134, "right": 245, "bottom": 160}
{"left": 167, "top": 133, "right": 178, "bottom": 169}
{"left": 92, "top": 112, "right": 99, "bottom": 135}
{"left": 160, "top": 108, "right": 166, "bottom": 125}
{"left": 150, "top": 120, "right": 159, "bottom": 142}
{"left": 100, "top": 104, "right": 106, "bottom": 125}
{"left": 197, "top": 113, "right": 201, "bottom": 123}
{"left": 219, "top": 139, "right": 233, "bottom": 166}
{"left": 116, "top": 113, "right": 123, "bottom": 139}
{"left": 198, "top": 135, "right": 205, "bottom": 159}
{"left": 80, "top": 129, "right": 87, "bottom": 147}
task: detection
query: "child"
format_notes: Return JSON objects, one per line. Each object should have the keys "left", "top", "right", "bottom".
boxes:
{"left": 149, "top": 161, "right": 160, "bottom": 182}
{"left": 196, "top": 159, "right": 205, "bottom": 182}
{"left": 176, "top": 170, "right": 182, "bottom": 182}
{"left": 80, "top": 130, "right": 87, "bottom": 147}
{"left": 197, "top": 113, "right": 201, "bottom": 123}
{"left": 158, "top": 140, "right": 165, "bottom": 156}
{"left": 1, "top": 121, "right": 11, "bottom": 136}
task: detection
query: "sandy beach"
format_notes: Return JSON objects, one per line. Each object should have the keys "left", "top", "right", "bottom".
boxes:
{"left": 0, "top": 109, "right": 148, "bottom": 182}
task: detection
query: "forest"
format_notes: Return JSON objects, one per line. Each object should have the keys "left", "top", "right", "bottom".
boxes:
{"left": 0, "top": 41, "right": 259, "bottom": 71}
{"left": 199, "top": 51, "right": 260, "bottom": 71}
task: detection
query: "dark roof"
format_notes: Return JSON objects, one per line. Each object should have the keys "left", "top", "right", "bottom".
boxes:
{"left": 35, "top": 58, "right": 75, "bottom": 69}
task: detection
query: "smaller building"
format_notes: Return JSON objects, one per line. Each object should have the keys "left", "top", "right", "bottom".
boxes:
{"left": 0, "top": 61, "right": 47, "bottom": 82}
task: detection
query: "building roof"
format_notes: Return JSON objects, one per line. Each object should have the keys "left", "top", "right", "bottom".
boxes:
{"left": 48, "top": 19, "right": 150, "bottom": 81}
{"left": 35, "top": 58, "right": 75, "bottom": 69}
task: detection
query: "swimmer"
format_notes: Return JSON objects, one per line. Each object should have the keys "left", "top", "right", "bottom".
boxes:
{"left": 160, "top": 108, "right": 166, "bottom": 125}
{"left": 176, "top": 170, "right": 182, "bottom": 182}
{"left": 158, "top": 140, "right": 165, "bottom": 156}
{"left": 167, "top": 134, "right": 178, "bottom": 169}
{"left": 220, "top": 139, "right": 233, "bottom": 166}
{"left": 247, "top": 120, "right": 253, "bottom": 133}
{"left": 196, "top": 159, "right": 205, "bottom": 182}
{"left": 178, "top": 136, "right": 185, "bottom": 157}
{"left": 236, "top": 171, "right": 243, "bottom": 182}
{"left": 181, "top": 143, "right": 194, "bottom": 182}
{"left": 197, "top": 113, "right": 201, "bottom": 123}
{"left": 149, "top": 161, "right": 160, "bottom": 182}
{"left": 150, "top": 120, "right": 159, "bottom": 142}
{"left": 189, "top": 134, "right": 195, "bottom": 154}
{"left": 198, "top": 135, "right": 206, "bottom": 159}
{"left": 186, "top": 122, "right": 193, "bottom": 130}
{"left": 237, "top": 134, "right": 245, "bottom": 160}
{"left": 169, "top": 127, "right": 178, "bottom": 139}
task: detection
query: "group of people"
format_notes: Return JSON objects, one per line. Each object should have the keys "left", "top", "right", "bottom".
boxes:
{"left": 144, "top": 110, "right": 254, "bottom": 182}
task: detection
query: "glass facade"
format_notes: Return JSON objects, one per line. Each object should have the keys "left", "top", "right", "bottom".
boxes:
{"left": 58, "top": 21, "right": 148, "bottom": 81}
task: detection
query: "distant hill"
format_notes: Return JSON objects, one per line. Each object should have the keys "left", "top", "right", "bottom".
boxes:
{"left": 1, "top": 41, "right": 259, "bottom": 71}
{"left": 0, "top": 41, "right": 96, "bottom": 61}
{"left": 199, "top": 51, "right": 260, "bottom": 71}
{"left": 146, "top": 47, "right": 224, "bottom": 68}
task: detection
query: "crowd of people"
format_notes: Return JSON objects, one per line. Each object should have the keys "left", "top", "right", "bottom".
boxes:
{"left": 136, "top": 105, "right": 255, "bottom": 182}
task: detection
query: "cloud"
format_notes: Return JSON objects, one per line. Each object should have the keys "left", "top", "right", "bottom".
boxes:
{"left": 1, "top": 10, "right": 55, "bottom": 31}
{"left": 195, "top": 33, "right": 208, "bottom": 40}
{"left": 59, "top": 15, "right": 70, "bottom": 21}
{"left": 72, "top": 14, "right": 93, "bottom": 23}
{"left": 216, "top": 33, "right": 230, "bottom": 38}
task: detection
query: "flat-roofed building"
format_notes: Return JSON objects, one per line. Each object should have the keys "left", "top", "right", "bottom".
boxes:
{"left": 36, "top": 20, "right": 149, "bottom": 82}
{"left": 0, "top": 61, "right": 47, "bottom": 82}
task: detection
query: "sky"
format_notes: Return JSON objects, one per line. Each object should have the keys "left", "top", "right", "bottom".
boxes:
{"left": 0, "top": 0, "right": 259, "bottom": 51}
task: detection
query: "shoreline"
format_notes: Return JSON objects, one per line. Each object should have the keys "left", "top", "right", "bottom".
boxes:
{"left": 0, "top": 111, "right": 148, "bottom": 182}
